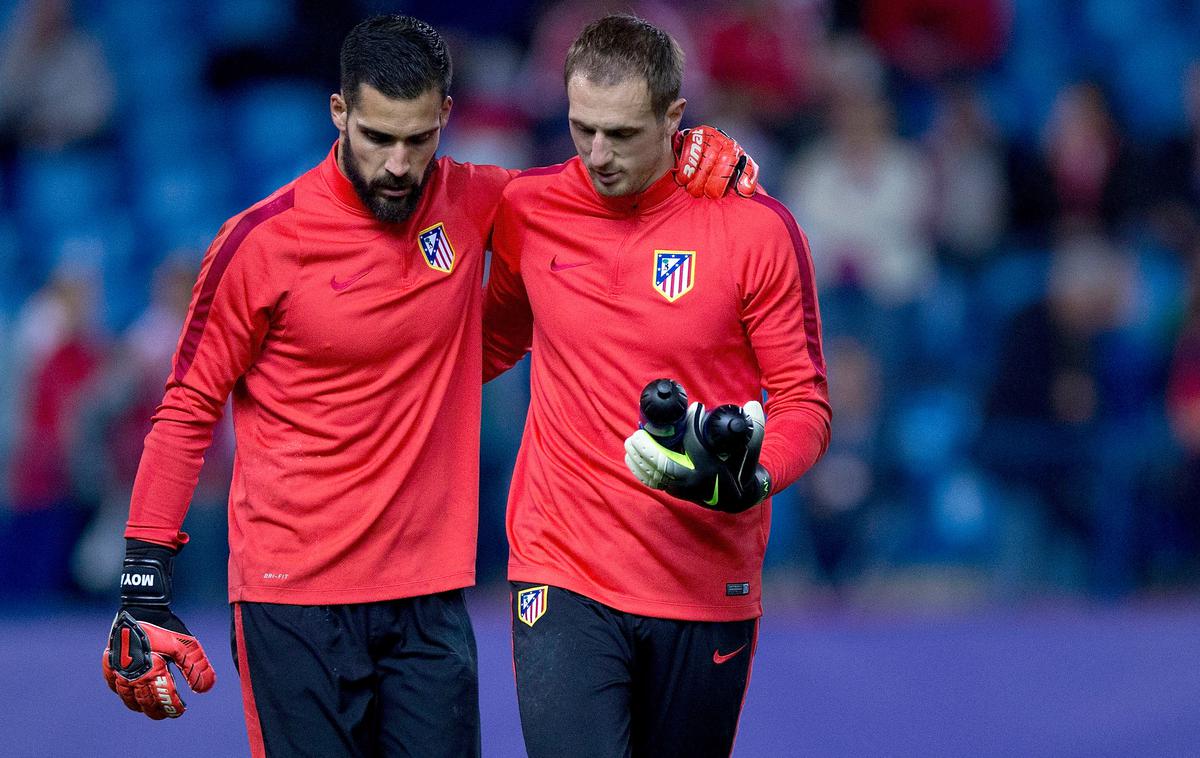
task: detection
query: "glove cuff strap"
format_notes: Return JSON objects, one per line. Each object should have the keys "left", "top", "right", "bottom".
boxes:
{"left": 755, "top": 466, "right": 772, "bottom": 503}
{"left": 120, "top": 541, "right": 174, "bottom": 606}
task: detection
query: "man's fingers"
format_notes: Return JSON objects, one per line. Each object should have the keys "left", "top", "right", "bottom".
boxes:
{"left": 101, "top": 650, "right": 119, "bottom": 694}
{"left": 175, "top": 641, "right": 216, "bottom": 693}
{"left": 703, "top": 148, "right": 742, "bottom": 199}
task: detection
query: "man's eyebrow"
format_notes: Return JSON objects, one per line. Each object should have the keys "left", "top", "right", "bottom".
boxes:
{"left": 570, "top": 119, "right": 637, "bottom": 133}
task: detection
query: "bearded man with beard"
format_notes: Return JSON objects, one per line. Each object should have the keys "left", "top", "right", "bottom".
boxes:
{"left": 97, "top": 13, "right": 755, "bottom": 758}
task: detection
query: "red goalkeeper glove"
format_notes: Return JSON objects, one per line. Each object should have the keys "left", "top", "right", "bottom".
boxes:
{"left": 672, "top": 126, "right": 761, "bottom": 199}
{"left": 102, "top": 539, "right": 215, "bottom": 719}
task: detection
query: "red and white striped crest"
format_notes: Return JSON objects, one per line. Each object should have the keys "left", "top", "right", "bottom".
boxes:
{"left": 653, "top": 250, "right": 695, "bottom": 302}
{"left": 517, "top": 585, "right": 548, "bottom": 627}
{"left": 418, "top": 223, "right": 456, "bottom": 273}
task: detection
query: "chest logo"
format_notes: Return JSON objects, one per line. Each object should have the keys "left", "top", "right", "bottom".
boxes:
{"left": 330, "top": 267, "right": 373, "bottom": 292}
{"left": 418, "top": 222, "right": 456, "bottom": 274}
{"left": 517, "top": 585, "right": 549, "bottom": 627}
{"left": 653, "top": 250, "right": 695, "bottom": 302}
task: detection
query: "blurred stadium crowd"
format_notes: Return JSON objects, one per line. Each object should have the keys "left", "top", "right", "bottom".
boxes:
{"left": 1, "top": 0, "right": 1198, "bottom": 608}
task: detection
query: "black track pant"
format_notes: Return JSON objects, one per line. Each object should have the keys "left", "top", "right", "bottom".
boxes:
{"left": 231, "top": 591, "right": 480, "bottom": 757}
{"left": 512, "top": 582, "right": 758, "bottom": 758}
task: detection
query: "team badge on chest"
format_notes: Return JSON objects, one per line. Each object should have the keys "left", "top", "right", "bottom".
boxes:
{"left": 418, "top": 222, "right": 456, "bottom": 273}
{"left": 653, "top": 250, "right": 695, "bottom": 302}
{"left": 517, "top": 585, "right": 549, "bottom": 627}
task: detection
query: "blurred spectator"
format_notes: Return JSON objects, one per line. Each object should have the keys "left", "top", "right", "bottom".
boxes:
{"left": 978, "top": 231, "right": 1136, "bottom": 591}
{"left": 785, "top": 63, "right": 935, "bottom": 306}
{"left": 696, "top": 0, "right": 821, "bottom": 127}
{"left": 1, "top": 266, "right": 106, "bottom": 598}
{"left": 1010, "top": 82, "right": 1142, "bottom": 235}
{"left": 0, "top": 0, "right": 114, "bottom": 153}
{"left": 1164, "top": 242, "right": 1200, "bottom": 580}
{"left": 799, "top": 335, "right": 884, "bottom": 586}
{"left": 68, "top": 255, "right": 233, "bottom": 601}
{"left": 925, "top": 83, "right": 1007, "bottom": 264}
{"left": 863, "top": 0, "right": 1010, "bottom": 82}
{"left": 1150, "top": 60, "right": 1200, "bottom": 210}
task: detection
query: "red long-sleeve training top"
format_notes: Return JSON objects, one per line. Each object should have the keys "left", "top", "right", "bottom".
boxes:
{"left": 126, "top": 144, "right": 514, "bottom": 604}
{"left": 483, "top": 158, "right": 831, "bottom": 621}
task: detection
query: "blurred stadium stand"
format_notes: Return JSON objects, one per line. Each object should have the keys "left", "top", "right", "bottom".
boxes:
{"left": 1, "top": 0, "right": 1199, "bottom": 754}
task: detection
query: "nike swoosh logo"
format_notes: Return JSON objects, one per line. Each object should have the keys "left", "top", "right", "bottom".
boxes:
{"left": 550, "top": 256, "right": 592, "bottom": 272}
{"left": 705, "top": 479, "right": 719, "bottom": 506}
{"left": 120, "top": 627, "right": 134, "bottom": 668}
{"left": 713, "top": 643, "right": 747, "bottom": 665}
{"left": 330, "top": 267, "right": 374, "bottom": 291}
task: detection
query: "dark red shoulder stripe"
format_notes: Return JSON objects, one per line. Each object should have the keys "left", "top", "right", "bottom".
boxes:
{"left": 515, "top": 162, "right": 568, "bottom": 179}
{"left": 174, "top": 189, "right": 295, "bottom": 382}
{"left": 749, "top": 193, "right": 826, "bottom": 377}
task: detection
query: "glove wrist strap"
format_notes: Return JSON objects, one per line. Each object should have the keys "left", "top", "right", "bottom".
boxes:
{"left": 120, "top": 539, "right": 175, "bottom": 607}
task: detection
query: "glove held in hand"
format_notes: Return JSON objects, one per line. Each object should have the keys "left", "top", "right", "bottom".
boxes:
{"left": 625, "top": 401, "right": 772, "bottom": 513}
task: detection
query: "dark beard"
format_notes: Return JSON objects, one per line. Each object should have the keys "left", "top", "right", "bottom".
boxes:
{"left": 342, "top": 134, "right": 430, "bottom": 223}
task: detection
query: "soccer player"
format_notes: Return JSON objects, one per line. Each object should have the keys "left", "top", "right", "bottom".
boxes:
{"left": 99, "top": 13, "right": 753, "bottom": 758}
{"left": 482, "top": 14, "right": 831, "bottom": 758}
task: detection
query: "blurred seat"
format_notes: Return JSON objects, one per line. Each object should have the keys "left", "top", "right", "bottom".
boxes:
{"left": 231, "top": 81, "right": 331, "bottom": 199}
{"left": 203, "top": 0, "right": 292, "bottom": 48}
{"left": 133, "top": 155, "right": 236, "bottom": 250}
{"left": 1110, "top": 28, "right": 1193, "bottom": 140}
{"left": 14, "top": 149, "right": 123, "bottom": 230}
{"left": 0, "top": 220, "right": 25, "bottom": 315}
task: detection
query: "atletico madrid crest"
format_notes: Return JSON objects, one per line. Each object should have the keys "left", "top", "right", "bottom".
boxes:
{"left": 517, "top": 585, "right": 549, "bottom": 627}
{"left": 418, "top": 222, "right": 456, "bottom": 273}
{"left": 653, "top": 250, "right": 695, "bottom": 302}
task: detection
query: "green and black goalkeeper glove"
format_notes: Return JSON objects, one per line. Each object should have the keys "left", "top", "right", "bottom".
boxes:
{"left": 624, "top": 400, "right": 771, "bottom": 513}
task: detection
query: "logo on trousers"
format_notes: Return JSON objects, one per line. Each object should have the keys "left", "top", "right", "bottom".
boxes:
{"left": 517, "top": 585, "right": 549, "bottom": 627}
{"left": 712, "top": 644, "right": 747, "bottom": 665}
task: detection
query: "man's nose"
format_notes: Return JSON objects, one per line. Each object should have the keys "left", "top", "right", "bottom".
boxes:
{"left": 589, "top": 134, "right": 613, "bottom": 167}
{"left": 384, "top": 145, "right": 411, "bottom": 177}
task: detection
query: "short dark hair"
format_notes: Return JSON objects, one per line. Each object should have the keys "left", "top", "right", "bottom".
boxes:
{"left": 340, "top": 15, "right": 452, "bottom": 110}
{"left": 564, "top": 14, "right": 683, "bottom": 119}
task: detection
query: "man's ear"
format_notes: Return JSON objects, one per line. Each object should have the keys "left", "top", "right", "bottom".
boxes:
{"left": 440, "top": 95, "right": 453, "bottom": 129}
{"left": 665, "top": 97, "right": 686, "bottom": 135}
{"left": 331, "top": 92, "right": 348, "bottom": 132}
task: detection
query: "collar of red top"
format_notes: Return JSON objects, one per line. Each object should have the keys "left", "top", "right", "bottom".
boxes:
{"left": 317, "top": 140, "right": 440, "bottom": 221}
{"left": 319, "top": 141, "right": 372, "bottom": 217}
{"left": 577, "top": 159, "right": 681, "bottom": 216}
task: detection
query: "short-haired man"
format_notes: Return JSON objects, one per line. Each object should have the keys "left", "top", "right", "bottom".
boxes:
{"left": 483, "top": 15, "right": 831, "bottom": 757}
{"left": 100, "top": 14, "right": 752, "bottom": 758}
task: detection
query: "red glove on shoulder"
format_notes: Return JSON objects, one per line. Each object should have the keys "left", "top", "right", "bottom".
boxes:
{"left": 672, "top": 126, "right": 760, "bottom": 199}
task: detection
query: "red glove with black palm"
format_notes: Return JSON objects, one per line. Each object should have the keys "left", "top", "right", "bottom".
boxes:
{"left": 102, "top": 539, "right": 215, "bottom": 719}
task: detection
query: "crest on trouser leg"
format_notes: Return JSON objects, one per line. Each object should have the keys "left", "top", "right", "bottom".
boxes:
{"left": 517, "top": 585, "right": 548, "bottom": 627}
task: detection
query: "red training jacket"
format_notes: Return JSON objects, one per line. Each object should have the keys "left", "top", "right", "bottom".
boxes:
{"left": 126, "top": 144, "right": 514, "bottom": 604}
{"left": 484, "top": 158, "right": 831, "bottom": 621}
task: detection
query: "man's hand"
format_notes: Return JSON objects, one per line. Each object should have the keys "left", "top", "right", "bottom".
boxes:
{"left": 625, "top": 401, "right": 772, "bottom": 513}
{"left": 102, "top": 540, "right": 215, "bottom": 719}
{"left": 673, "top": 126, "right": 760, "bottom": 199}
